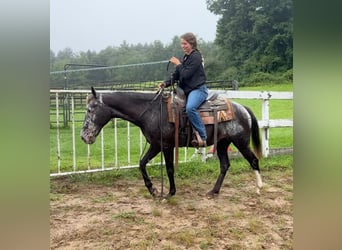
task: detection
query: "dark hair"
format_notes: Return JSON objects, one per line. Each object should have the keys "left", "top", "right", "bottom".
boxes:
{"left": 181, "top": 32, "right": 197, "bottom": 50}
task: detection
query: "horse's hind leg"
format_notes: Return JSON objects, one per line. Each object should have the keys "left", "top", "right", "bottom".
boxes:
{"left": 235, "top": 145, "right": 263, "bottom": 194}
{"left": 207, "top": 140, "right": 230, "bottom": 198}
{"left": 139, "top": 145, "right": 160, "bottom": 197}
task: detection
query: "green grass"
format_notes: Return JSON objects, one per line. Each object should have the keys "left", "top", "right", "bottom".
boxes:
{"left": 50, "top": 83, "right": 293, "bottom": 173}
{"left": 240, "top": 82, "right": 293, "bottom": 91}
{"left": 64, "top": 153, "right": 294, "bottom": 187}
{"left": 50, "top": 122, "right": 195, "bottom": 173}
{"left": 56, "top": 154, "right": 293, "bottom": 186}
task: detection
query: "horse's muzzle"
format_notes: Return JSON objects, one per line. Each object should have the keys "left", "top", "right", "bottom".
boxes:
{"left": 80, "top": 131, "right": 96, "bottom": 144}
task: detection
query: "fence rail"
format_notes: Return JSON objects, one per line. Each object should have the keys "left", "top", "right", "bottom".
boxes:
{"left": 50, "top": 89, "right": 293, "bottom": 177}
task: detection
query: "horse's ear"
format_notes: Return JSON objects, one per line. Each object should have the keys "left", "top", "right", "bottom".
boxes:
{"left": 91, "top": 86, "right": 97, "bottom": 98}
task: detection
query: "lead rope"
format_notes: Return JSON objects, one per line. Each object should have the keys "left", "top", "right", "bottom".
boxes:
{"left": 158, "top": 62, "right": 175, "bottom": 199}
{"left": 138, "top": 89, "right": 165, "bottom": 199}
{"left": 159, "top": 88, "right": 164, "bottom": 199}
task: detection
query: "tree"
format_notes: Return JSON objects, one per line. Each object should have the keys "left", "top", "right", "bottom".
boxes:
{"left": 206, "top": 0, "right": 293, "bottom": 81}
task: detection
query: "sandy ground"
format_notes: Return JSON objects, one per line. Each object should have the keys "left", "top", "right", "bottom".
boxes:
{"left": 50, "top": 166, "right": 293, "bottom": 249}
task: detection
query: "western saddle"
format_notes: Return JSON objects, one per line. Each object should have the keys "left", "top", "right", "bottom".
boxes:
{"left": 165, "top": 87, "right": 234, "bottom": 167}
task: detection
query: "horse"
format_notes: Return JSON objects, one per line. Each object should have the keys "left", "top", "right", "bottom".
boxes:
{"left": 81, "top": 87, "right": 263, "bottom": 198}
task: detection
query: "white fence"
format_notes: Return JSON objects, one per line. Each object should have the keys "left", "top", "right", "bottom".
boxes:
{"left": 214, "top": 90, "right": 293, "bottom": 157}
{"left": 50, "top": 89, "right": 293, "bottom": 177}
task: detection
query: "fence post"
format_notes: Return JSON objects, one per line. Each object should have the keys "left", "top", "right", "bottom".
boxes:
{"left": 55, "top": 93, "right": 61, "bottom": 173}
{"left": 232, "top": 80, "right": 239, "bottom": 90}
{"left": 261, "top": 93, "right": 270, "bottom": 157}
{"left": 101, "top": 129, "right": 105, "bottom": 169}
{"left": 127, "top": 122, "right": 131, "bottom": 165}
{"left": 63, "top": 93, "right": 69, "bottom": 127}
{"left": 113, "top": 118, "right": 118, "bottom": 167}
{"left": 71, "top": 95, "right": 76, "bottom": 171}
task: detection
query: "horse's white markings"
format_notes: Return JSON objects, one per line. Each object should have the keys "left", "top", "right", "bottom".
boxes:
{"left": 225, "top": 121, "right": 244, "bottom": 135}
{"left": 80, "top": 103, "right": 99, "bottom": 143}
{"left": 224, "top": 102, "right": 252, "bottom": 136}
{"left": 254, "top": 170, "right": 263, "bottom": 195}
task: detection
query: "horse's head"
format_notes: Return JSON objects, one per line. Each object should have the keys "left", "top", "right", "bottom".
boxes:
{"left": 80, "top": 87, "right": 112, "bottom": 144}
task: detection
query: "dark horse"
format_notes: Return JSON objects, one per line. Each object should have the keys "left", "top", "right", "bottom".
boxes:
{"left": 81, "top": 87, "right": 263, "bottom": 198}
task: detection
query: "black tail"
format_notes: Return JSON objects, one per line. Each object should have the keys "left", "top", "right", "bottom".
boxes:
{"left": 244, "top": 106, "right": 262, "bottom": 159}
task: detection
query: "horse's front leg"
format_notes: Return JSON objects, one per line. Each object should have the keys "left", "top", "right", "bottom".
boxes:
{"left": 163, "top": 147, "right": 176, "bottom": 198}
{"left": 139, "top": 145, "right": 160, "bottom": 197}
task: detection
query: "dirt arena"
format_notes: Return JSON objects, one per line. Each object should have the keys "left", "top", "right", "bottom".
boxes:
{"left": 50, "top": 166, "right": 293, "bottom": 249}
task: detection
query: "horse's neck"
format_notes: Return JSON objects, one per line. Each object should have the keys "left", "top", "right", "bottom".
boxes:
{"left": 103, "top": 92, "right": 153, "bottom": 125}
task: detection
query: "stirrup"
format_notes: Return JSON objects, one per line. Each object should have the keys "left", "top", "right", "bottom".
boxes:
{"left": 191, "top": 131, "right": 207, "bottom": 148}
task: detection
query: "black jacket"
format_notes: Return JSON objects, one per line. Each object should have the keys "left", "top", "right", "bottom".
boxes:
{"left": 165, "top": 50, "right": 206, "bottom": 95}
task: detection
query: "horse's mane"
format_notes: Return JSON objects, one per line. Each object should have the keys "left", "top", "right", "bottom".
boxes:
{"left": 86, "top": 91, "right": 157, "bottom": 104}
{"left": 107, "top": 91, "right": 157, "bottom": 101}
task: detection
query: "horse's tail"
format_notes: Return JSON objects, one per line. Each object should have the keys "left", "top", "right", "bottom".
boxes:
{"left": 244, "top": 106, "right": 262, "bottom": 159}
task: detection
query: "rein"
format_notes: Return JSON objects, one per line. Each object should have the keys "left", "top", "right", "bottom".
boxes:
{"left": 139, "top": 62, "right": 173, "bottom": 199}
{"left": 158, "top": 90, "right": 164, "bottom": 198}
{"left": 137, "top": 89, "right": 163, "bottom": 120}
{"left": 138, "top": 89, "right": 166, "bottom": 198}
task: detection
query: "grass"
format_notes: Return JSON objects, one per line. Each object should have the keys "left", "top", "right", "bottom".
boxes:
{"left": 50, "top": 123, "right": 194, "bottom": 173}
{"left": 59, "top": 154, "right": 293, "bottom": 188}
{"left": 240, "top": 82, "right": 293, "bottom": 91}
{"left": 50, "top": 83, "right": 293, "bottom": 173}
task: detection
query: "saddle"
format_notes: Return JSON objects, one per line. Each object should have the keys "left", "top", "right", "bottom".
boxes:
{"left": 165, "top": 87, "right": 234, "bottom": 167}
{"left": 167, "top": 88, "right": 234, "bottom": 125}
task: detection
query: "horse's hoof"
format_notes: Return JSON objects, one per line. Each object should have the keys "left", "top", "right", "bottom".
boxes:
{"left": 164, "top": 193, "right": 174, "bottom": 199}
{"left": 150, "top": 188, "right": 159, "bottom": 197}
{"left": 206, "top": 191, "right": 218, "bottom": 199}
{"left": 159, "top": 194, "right": 173, "bottom": 203}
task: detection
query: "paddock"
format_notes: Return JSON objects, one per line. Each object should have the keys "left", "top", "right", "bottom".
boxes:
{"left": 50, "top": 88, "right": 293, "bottom": 249}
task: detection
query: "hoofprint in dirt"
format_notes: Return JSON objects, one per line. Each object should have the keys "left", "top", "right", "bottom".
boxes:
{"left": 50, "top": 166, "right": 293, "bottom": 249}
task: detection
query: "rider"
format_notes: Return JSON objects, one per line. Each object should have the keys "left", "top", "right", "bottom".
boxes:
{"left": 159, "top": 32, "right": 208, "bottom": 147}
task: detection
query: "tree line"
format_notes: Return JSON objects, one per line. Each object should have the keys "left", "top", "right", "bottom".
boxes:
{"left": 50, "top": 0, "right": 292, "bottom": 89}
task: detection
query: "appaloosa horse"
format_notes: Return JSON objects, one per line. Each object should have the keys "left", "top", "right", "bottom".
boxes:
{"left": 81, "top": 87, "right": 263, "bottom": 198}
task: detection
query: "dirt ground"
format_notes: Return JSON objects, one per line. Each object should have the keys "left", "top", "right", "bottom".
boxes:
{"left": 50, "top": 166, "right": 293, "bottom": 249}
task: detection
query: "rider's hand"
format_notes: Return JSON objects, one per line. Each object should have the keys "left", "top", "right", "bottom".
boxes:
{"left": 158, "top": 82, "right": 166, "bottom": 89}
{"left": 169, "top": 56, "right": 181, "bottom": 66}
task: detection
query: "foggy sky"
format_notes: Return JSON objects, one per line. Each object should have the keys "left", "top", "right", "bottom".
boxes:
{"left": 50, "top": 0, "right": 219, "bottom": 53}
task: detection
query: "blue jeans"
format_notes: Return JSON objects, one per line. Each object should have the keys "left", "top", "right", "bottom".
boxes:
{"left": 186, "top": 85, "right": 208, "bottom": 140}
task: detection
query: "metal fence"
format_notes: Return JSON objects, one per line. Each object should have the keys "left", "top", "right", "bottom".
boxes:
{"left": 50, "top": 89, "right": 293, "bottom": 177}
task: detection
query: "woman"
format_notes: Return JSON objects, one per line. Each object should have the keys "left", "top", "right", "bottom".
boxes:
{"left": 159, "top": 32, "right": 208, "bottom": 147}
